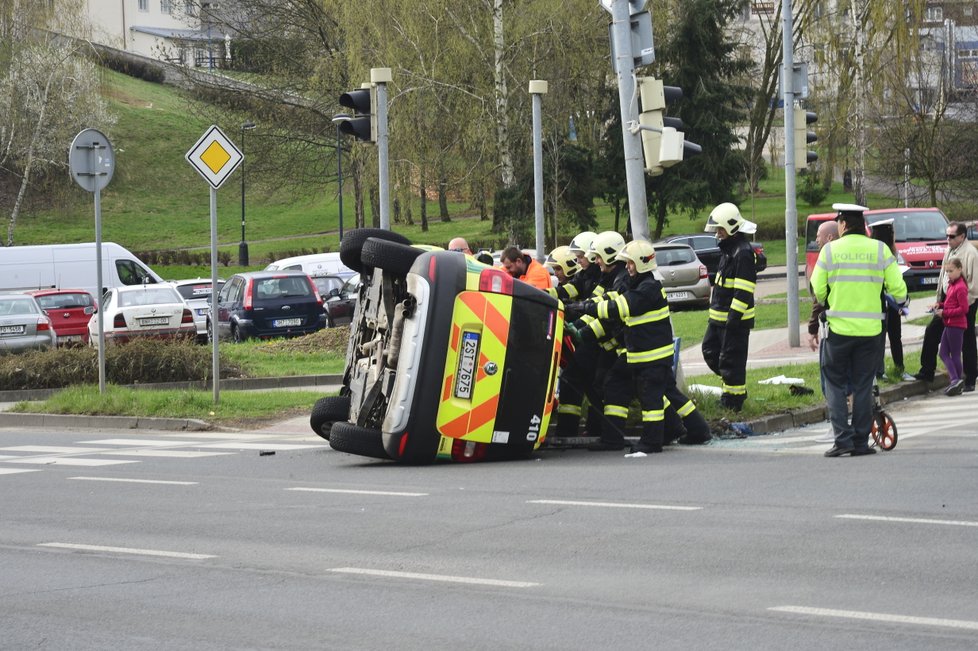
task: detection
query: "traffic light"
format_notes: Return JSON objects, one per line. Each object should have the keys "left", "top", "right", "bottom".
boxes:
{"left": 338, "top": 84, "right": 377, "bottom": 142}
{"left": 637, "top": 77, "right": 699, "bottom": 174}
{"left": 793, "top": 107, "right": 818, "bottom": 170}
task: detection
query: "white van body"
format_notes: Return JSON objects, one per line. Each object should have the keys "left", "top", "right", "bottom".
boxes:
{"left": 264, "top": 252, "right": 353, "bottom": 277}
{"left": 0, "top": 242, "right": 164, "bottom": 300}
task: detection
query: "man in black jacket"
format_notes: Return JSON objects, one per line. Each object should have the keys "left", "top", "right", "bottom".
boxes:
{"left": 701, "top": 203, "right": 757, "bottom": 412}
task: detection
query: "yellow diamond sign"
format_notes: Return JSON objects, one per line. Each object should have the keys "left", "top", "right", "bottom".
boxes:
{"left": 186, "top": 125, "right": 243, "bottom": 189}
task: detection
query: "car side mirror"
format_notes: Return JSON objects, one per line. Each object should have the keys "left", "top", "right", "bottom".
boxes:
{"left": 329, "top": 288, "right": 341, "bottom": 298}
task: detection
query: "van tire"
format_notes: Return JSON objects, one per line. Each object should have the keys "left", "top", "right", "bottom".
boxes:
{"left": 329, "top": 421, "right": 390, "bottom": 460}
{"left": 340, "top": 228, "right": 412, "bottom": 273}
{"left": 361, "top": 238, "right": 423, "bottom": 276}
{"left": 309, "top": 396, "right": 350, "bottom": 441}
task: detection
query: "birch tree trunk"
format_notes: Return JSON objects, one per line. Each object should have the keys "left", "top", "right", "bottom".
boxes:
{"left": 492, "top": 0, "right": 514, "bottom": 189}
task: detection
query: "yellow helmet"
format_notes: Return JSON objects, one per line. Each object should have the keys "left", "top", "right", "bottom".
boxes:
{"left": 545, "top": 245, "right": 580, "bottom": 277}
{"left": 705, "top": 202, "right": 757, "bottom": 235}
{"left": 618, "top": 240, "right": 658, "bottom": 273}
{"left": 568, "top": 231, "right": 597, "bottom": 255}
{"left": 587, "top": 231, "right": 626, "bottom": 263}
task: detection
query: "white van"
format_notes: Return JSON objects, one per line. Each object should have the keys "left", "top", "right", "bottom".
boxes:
{"left": 0, "top": 242, "right": 163, "bottom": 299}
{"left": 264, "top": 252, "right": 353, "bottom": 277}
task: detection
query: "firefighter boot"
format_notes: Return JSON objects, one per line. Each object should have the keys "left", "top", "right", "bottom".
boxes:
{"left": 678, "top": 410, "right": 712, "bottom": 445}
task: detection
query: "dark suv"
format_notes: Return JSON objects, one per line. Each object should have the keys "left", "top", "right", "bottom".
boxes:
{"left": 209, "top": 271, "right": 327, "bottom": 342}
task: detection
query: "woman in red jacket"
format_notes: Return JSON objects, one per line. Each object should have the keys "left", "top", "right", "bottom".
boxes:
{"left": 938, "top": 257, "right": 969, "bottom": 396}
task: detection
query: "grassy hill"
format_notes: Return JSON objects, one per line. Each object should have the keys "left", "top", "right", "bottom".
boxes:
{"left": 12, "top": 67, "right": 907, "bottom": 277}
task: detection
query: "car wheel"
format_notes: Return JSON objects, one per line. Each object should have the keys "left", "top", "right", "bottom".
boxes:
{"left": 309, "top": 396, "right": 350, "bottom": 441}
{"left": 361, "top": 238, "right": 423, "bottom": 275}
{"left": 231, "top": 324, "right": 245, "bottom": 343}
{"left": 329, "top": 421, "right": 390, "bottom": 460}
{"left": 340, "top": 228, "right": 412, "bottom": 273}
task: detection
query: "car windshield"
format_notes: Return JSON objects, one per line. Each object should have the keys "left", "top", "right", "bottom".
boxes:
{"left": 341, "top": 275, "right": 360, "bottom": 294}
{"left": 654, "top": 247, "right": 696, "bottom": 266}
{"left": 0, "top": 297, "right": 39, "bottom": 316}
{"left": 313, "top": 276, "right": 344, "bottom": 296}
{"left": 174, "top": 283, "right": 219, "bottom": 300}
{"left": 870, "top": 211, "right": 947, "bottom": 243}
{"left": 35, "top": 293, "right": 92, "bottom": 310}
{"left": 119, "top": 287, "right": 182, "bottom": 307}
{"left": 255, "top": 276, "right": 312, "bottom": 299}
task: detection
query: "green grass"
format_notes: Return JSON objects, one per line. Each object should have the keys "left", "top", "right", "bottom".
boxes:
{"left": 219, "top": 339, "right": 346, "bottom": 376}
{"left": 10, "top": 384, "right": 327, "bottom": 424}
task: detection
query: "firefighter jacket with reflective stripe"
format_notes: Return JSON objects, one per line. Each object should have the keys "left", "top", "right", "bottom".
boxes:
{"left": 580, "top": 262, "right": 629, "bottom": 351}
{"left": 548, "top": 262, "right": 601, "bottom": 302}
{"left": 810, "top": 232, "right": 908, "bottom": 337}
{"left": 580, "top": 271, "right": 675, "bottom": 366}
{"left": 709, "top": 234, "right": 757, "bottom": 329}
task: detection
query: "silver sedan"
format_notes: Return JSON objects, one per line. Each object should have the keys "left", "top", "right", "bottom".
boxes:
{"left": 0, "top": 294, "right": 57, "bottom": 354}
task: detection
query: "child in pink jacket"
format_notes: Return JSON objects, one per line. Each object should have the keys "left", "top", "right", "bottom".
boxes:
{"left": 938, "top": 257, "right": 969, "bottom": 396}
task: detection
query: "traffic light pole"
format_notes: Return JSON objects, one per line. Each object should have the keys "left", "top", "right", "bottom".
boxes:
{"left": 610, "top": 0, "right": 651, "bottom": 242}
{"left": 782, "top": 0, "right": 800, "bottom": 347}
{"left": 372, "top": 68, "right": 392, "bottom": 230}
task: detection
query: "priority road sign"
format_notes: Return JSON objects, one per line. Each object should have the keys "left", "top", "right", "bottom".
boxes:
{"left": 185, "top": 125, "right": 243, "bottom": 189}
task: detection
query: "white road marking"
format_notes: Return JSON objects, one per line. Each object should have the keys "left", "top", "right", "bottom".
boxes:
{"left": 0, "top": 468, "right": 41, "bottom": 475}
{"left": 38, "top": 543, "right": 215, "bottom": 560}
{"left": 769, "top": 606, "right": 978, "bottom": 631}
{"left": 287, "top": 487, "right": 428, "bottom": 497}
{"left": 162, "top": 432, "right": 272, "bottom": 440}
{"left": 200, "top": 442, "right": 327, "bottom": 451}
{"left": 4, "top": 457, "right": 137, "bottom": 467}
{"left": 528, "top": 499, "right": 702, "bottom": 511}
{"left": 80, "top": 438, "right": 208, "bottom": 447}
{"left": 329, "top": 567, "right": 538, "bottom": 588}
{"left": 836, "top": 514, "right": 978, "bottom": 528}
{"left": 0, "top": 446, "right": 110, "bottom": 454}
{"left": 69, "top": 476, "right": 198, "bottom": 485}
{"left": 100, "top": 450, "right": 234, "bottom": 458}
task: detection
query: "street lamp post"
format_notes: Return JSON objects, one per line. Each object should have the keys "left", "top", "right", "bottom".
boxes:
{"left": 331, "top": 113, "right": 351, "bottom": 242}
{"left": 239, "top": 121, "right": 256, "bottom": 266}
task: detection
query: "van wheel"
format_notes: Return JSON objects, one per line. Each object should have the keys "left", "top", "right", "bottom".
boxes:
{"left": 310, "top": 396, "right": 350, "bottom": 441}
{"left": 340, "top": 228, "right": 412, "bottom": 273}
{"left": 329, "top": 421, "right": 390, "bottom": 460}
{"left": 361, "top": 238, "right": 423, "bottom": 275}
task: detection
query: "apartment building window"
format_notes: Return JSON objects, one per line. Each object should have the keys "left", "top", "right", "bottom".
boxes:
{"left": 186, "top": 1, "right": 196, "bottom": 16}
{"left": 161, "top": 0, "right": 174, "bottom": 14}
{"left": 924, "top": 5, "right": 943, "bottom": 22}
{"left": 138, "top": 0, "right": 148, "bottom": 11}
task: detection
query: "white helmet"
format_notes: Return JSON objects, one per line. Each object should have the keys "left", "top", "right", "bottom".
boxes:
{"left": 568, "top": 231, "right": 597, "bottom": 255}
{"left": 587, "top": 231, "right": 626, "bottom": 264}
{"left": 705, "top": 202, "right": 757, "bottom": 235}
{"left": 618, "top": 240, "right": 658, "bottom": 273}
{"left": 545, "top": 245, "right": 580, "bottom": 277}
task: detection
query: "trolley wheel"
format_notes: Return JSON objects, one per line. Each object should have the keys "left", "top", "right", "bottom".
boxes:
{"left": 871, "top": 411, "right": 897, "bottom": 451}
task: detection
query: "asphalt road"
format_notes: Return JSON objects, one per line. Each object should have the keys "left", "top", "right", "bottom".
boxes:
{"left": 2, "top": 390, "right": 977, "bottom": 650}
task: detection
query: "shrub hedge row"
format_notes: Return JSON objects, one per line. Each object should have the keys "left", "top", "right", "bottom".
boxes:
{"left": 135, "top": 246, "right": 335, "bottom": 267}
{"left": 0, "top": 339, "right": 241, "bottom": 391}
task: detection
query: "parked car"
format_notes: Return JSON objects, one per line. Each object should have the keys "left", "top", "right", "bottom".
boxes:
{"left": 27, "top": 289, "right": 96, "bottom": 345}
{"left": 312, "top": 273, "right": 358, "bottom": 327}
{"left": 0, "top": 294, "right": 56, "bottom": 354}
{"left": 651, "top": 243, "right": 711, "bottom": 308}
{"left": 169, "top": 278, "right": 225, "bottom": 343}
{"left": 264, "top": 252, "right": 353, "bottom": 276}
{"left": 311, "top": 228, "right": 563, "bottom": 464}
{"left": 660, "top": 233, "right": 767, "bottom": 279}
{"left": 209, "top": 271, "right": 327, "bottom": 342}
{"left": 88, "top": 285, "right": 196, "bottom": 348}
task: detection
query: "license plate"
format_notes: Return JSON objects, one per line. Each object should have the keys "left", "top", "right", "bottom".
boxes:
{"left": 667, "top": 291, "right": 691, "bottom": 302}
{"left": 0, "top": 325, "right": 25, "bottom": 335}
{"left": 273, "top": 318, "right": 302, "bottom": 327}
{"left": 454, "top": 331, "right": 481, "bottom": 400}
{"left": 921, "top": 276, "right": 938, "bottom": 285}
{"left": 139, "top": 317, "right": 170, "bottom": 326}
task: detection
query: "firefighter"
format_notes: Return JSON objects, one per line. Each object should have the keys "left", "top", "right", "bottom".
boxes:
{"left": 566, "top": 231, "right": 602, "bottom": 300}
{"left": 544, "top": 246, "right": 581, "bottom": 301}
{"left": 568, "top": 240, "right": 711, "bottom": 454}
{"left": 702, "top": 203, "right": 757, "bottom": 412}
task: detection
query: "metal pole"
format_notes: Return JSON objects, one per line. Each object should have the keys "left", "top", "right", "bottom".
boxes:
{"left": 610, "top": 0, "right": 650, "bottom": 241}
{"left": 210, "top": 186, "right": 220, "bottom": 404}
{"left": 94, "top": 185, "right": 106, "bottom": 394}
{"left": 904, "top": 148, "right": 910, "bottom": 208}
{"left": 530, "top": 80, "right": 547, "bottom": 261}
{"left": 337, "top": 123, "right": 344, "bottom": 241}
{"left": 783, "top": 0, "right": 800, "bottom": 348}
{"left": 372, "top": 68, "right": 392, "bottom": 230}
{"left": 238, "top": 123, "right": 250, "bottom": 266}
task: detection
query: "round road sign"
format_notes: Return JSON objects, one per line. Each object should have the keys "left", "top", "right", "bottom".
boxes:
{"left": 69, "top": 128, "right": 115, "bottom": 193}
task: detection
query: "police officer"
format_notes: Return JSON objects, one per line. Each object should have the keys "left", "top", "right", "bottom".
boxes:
{"left": 570, "top": 240, "right": 710, "bottom": 455}
{"left": 811, "top": 203, "right": 908, "bottom": 457}
{"left": 702, "top": 203, "right": 757, "bottom": 412}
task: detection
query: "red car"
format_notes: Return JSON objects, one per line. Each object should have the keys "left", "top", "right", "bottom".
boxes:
{"left": 27, "top": 289, "right": 97, "bottom": 345}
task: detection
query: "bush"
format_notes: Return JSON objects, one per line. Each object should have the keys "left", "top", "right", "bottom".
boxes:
{"left": 0, "top": 339, "right": 241, "bottom": 391}
{"left": 96, "top": 50, "right": 166, "bottom": 84}
{"left": 798, "top": 170, "right": 828, "bottom": 206}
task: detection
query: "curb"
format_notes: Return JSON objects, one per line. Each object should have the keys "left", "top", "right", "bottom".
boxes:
{"left": 0, "top": 412, "right": 213, "bottom": 431}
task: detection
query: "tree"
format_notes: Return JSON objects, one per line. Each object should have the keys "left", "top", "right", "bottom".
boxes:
{"left": 0, "top": 1, "right": 114, "bottom": 245}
